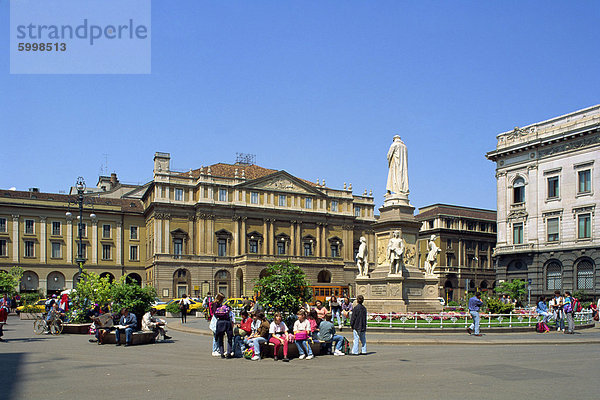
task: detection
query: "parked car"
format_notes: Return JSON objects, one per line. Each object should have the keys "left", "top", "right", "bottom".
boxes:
{"left": 154, "top": 298, "right": 203, "bottom": 314}
{"left": 16, "top": 299, "right": 47, "bottom": 314}
{"left": 224, "top": 298, "right": 245, "bottom": 309}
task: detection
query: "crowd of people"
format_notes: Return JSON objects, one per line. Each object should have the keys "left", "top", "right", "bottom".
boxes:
{"left": 205, "top": 293, "right": 368, "bottom": 361}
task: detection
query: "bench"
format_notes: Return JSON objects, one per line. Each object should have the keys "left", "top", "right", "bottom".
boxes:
{"left": 259, "top": 340, "right": 323, "bottom": 358}
{"left": 101, "top": 331, "right": 157, "bottom": 345}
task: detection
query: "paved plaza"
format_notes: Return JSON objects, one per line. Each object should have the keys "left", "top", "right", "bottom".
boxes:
{"left": 2, "top": 316, "right": 600, "bottom": 400}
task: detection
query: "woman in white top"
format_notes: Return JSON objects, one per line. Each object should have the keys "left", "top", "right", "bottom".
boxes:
{"left": 293, "top": 310, "right": 313, "bottom": 360}
{"left": 179, "top": 294, "right": 191, "bottom": 324}
{"left": 269, "top": 313, "right": 290, "bottom": 362}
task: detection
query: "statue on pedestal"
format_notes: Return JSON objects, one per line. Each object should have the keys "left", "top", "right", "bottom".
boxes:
{"left": 356, "top": 236, "right": 369, "bottom": 277}
{"left": 386, "top": 135, "right": 409, "bottom": 195}
{"left": 387, "top": 230, "right": 404, "bottom": 275}
{"left": 424, "top": 234, "right": 441, "bottom": 275}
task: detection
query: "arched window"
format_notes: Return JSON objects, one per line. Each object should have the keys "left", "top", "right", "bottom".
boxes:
{"left": 513, "top": 177, "right": 525, "bottom": 204}
{"left": 546, "top": 262, "right": 562, "bottom": 290}
{"left": 576, "top": 259, "right": 594, "bottom": 290}
{"left": 317, "top": 270, "right": 331, "bottom": 283}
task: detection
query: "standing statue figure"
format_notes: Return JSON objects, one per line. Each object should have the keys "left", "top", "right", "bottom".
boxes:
{"left": 356, "top": 236, "right": 369, "bottom": 277}
{"left": 424, "top": 234, "right": 441, "bottom": 275}
{"left": 387, "top": 230, "right": 405, "bottom": 275}
{"left": 386, "top": 135, "right": 409, "bottom": 195}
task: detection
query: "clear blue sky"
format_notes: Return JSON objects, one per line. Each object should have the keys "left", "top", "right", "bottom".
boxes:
{"left": 1, "top": 1, "right": 599, "bottom": 211}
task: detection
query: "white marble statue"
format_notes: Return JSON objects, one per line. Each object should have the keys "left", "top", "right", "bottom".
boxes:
{"left": 386, "top": 135, "right": 409, "bottom": 195}
{"left": 424, "top": 234, "right": 441, "bottom": 275}
{"left": 387, "top": 230, "right": 405, "bottom": 275}
{"left": 356, "top": 236, "right": 369, "bottom": 277}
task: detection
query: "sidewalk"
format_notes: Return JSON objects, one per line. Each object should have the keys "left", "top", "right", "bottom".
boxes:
{"left": 167, "top": 316, "right": 600, "bottom": 346}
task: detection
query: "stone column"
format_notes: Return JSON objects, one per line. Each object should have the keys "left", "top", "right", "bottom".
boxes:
{"left": 233, "top": 216, "right": 240, "bottom": 256}
{"left": 11, "top": 215, "right": 19, "bottom": 262}
{"left": 197, "top": 215, "right": 205, "bottom": 255}
{"left": 458, "top": 239, "right": 462, "bottom": 268}
{"left": 290, "top": 221, "right": 296, "bottom": 256}
{"left": 241, "top": 217, "right": 247, "bottom": 254}
{"left": 91, "top": 218, "right": 98, "bottom": 264}
{"left": 487, "top": 244, "right": 491, "bottom": 269}
{"left": 154, "top": 217, "right": 160, "bottom": 254}
{"left": 164, "top": 216, "right": 170, "bottom": 254}
{"left": 296, "top": 221, "right": 302, "bottom": 256}
{"left": 263, "top": 219, "right": 268, "bottom": 254}
{"left": 269, "top": 219, "right": 275, "bottom": 255}
{"left": 116, "top": 221, "right": 123, "bottom": 265}
{"left": 207, "top": 215, "right": 215, "bottom": 255}
{"left": 188, "top": 216, "right": 195, "bottom": 254}
{"left": 316, "top": 223, "right": 322, "bottom": 257}
{"left": 39, "top": 217, "right": 47, "bottom": 263}
{"left": 66, "top": 215, "right": 73, "bottom": 264}
{"left": 322, "top": 223, "right": 328, "bottom": 257}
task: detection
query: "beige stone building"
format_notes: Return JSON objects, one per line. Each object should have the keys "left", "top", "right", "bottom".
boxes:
{"left": 0, "top": 153, "right": 376, "bottom": 299}
{"left": 416, "top": 204, "right": 497, "bottom": 301}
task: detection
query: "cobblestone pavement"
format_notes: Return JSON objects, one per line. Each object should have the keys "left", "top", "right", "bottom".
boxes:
{"left": 2, "top": 316, "right": 599, "bottom": 400}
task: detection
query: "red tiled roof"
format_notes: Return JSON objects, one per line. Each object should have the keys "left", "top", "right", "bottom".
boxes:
{"left": 0, "top": 189, "right": 144, "bottom": 213}
{"left": 416, "top": 204, "right": 496, "bottom": 221}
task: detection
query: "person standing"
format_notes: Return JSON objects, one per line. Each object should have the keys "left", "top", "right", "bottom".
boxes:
{"left": 0, "top": 299, "right": 8, "bottom": 342}
{"left": 563, "top": 291, "right": 575, "bottom": 334}
{"left": 549, "top": 291, "right": 564, "bottom": 332}
{"left": 329, "top": 296, "right": 342, "bottom": 330}
{"left": 178, "top": 294, "right": 190, "bottom": 324}
{"left": 350, "top": 295, "right": 367, "bottom": 355}
{"left": 467, "top": 292, "right": 483, "bottom": 336}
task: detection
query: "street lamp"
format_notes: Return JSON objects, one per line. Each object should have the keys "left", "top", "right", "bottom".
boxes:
{"left": 67, "top": 177, "right": 95, "bottom": 286}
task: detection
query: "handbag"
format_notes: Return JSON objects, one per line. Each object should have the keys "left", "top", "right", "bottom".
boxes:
{"left": 209, "top": 316, "right": 217, "bottom": 333}
{"left": 294, "top": 331, "right": 308, "bottom": 341}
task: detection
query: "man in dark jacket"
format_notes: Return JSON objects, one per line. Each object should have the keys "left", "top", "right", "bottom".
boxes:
{"left": 115, "top": 308, "right": 137, "bottom": 347}
{"left": 350, "top": 295, "right": 367, "bottom": 355}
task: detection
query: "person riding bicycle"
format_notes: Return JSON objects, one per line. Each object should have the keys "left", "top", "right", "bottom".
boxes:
{"left": 46, "top": 303, "right": 66, "bottom": 323}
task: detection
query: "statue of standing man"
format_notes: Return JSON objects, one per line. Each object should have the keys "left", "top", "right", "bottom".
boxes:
{"left": 386, "top": 135, "right": 409, "bottom": 195}
{"left": 356, "top": 236, "right": 369, "bottom": 277}
{"left": 387, "top": 230, "right": 405, "bottom": 276}
{"left": 424, "top": 234, "right": 441, "bottom": 275}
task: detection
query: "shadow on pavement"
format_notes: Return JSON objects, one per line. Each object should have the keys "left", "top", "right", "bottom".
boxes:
{"left": 0, "top": 352, "right": 25, "bottom": 400}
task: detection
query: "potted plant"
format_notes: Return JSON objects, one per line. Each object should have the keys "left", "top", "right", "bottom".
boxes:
{"left": 20, "top": 303, "right": 43, "bottom": 320}
{"left": 165, "top": 301, "right": 181, "bottom": 318}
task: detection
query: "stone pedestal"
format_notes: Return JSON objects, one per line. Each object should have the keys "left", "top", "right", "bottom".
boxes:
{"left": 356, "top": 197, "right": 442, "bottom": 314}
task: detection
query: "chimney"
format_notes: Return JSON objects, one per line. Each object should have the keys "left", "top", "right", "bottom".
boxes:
{"left": 28, "top": 187, "right": 40, "bottom": 193}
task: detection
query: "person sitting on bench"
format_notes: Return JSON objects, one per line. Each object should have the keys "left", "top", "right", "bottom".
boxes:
{"left": 319, "top": 313, "right": 346, "bottom": 356}
{"left": 115, "top": 308, "right": 137, "bottom": 347}
{"left": 142, "top": 308, "right": 171, "bottom": 342}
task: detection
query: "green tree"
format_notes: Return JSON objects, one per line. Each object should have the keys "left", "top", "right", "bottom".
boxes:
{"left": 0, "top": 266, "right": 23, "bottom": 296}
{"left": 254, "top": 260, "right": 312, "bottom": 317}
{"left": 110, "top": 279, "right": 157, "bottom": 326}
{"left": 494, "top": 279, "right": 527, "bottom": 303}
{"left": 68, "top": 270, "right": 113, "bottom": 323}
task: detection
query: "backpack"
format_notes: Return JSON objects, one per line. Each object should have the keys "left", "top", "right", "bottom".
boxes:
{"left": 572, "top": 298, "right": 582, "bottom": 313}
{"left": 341, "top": 337, "right": 351, "bottom": 355}
{"left": 536, "top": 322, "right": 549, "bottom": 333}
{"left": 214, "top": 305, "right": 230, "bottom": 319}
{"left": 243, "top": 347, "right": 255, "bottom": 360}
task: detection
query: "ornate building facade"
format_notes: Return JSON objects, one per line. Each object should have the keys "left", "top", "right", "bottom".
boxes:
{"left": 486, "top": 105, "right": 600, "bottom": 299}
{"left": 0, "top": 153, "right": 376, "bottom": 299}
{"left": 416, "top": 204, "right": 497, "bottom": 301}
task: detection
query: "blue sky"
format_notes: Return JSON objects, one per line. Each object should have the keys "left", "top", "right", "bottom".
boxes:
{"left": 1, "top": 1, "right": 599, "bottom": 211}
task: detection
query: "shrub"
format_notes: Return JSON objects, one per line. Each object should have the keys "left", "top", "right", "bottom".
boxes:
{"left": 68, "top": 270, "right": 113, "bottom": 323}
{"left": 447, "top": 300, "right": 460, "bottom": 307}
{"left": 0, "top": 267, "right": 23, "bottom": 296}
{"left": 110, "top": 280, "right": 157, "bottom": 325}
{"left": 165, "top": 302, "right": 181, "bottom": 315}
{"left": 21, "top": 292, "right": 42, "bottom": 306}
{"left": 485, "top": 297, "right": 514, "bottom": 314}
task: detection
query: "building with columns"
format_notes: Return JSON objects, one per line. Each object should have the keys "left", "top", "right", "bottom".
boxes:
{"left": 486, "top": 105, "right": 600, "bottom": 300}
{"left": 416, "top": 204, "right": 497, "bottom": 301}
{"left": 0, "top": 153, "right": 376, "bottom": 299}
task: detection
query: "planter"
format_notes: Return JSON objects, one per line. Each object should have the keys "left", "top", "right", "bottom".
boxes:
{"left": 20, "top": 312, "right": 43, "bottom": 320}
{"left": 165, "top": 312, "right": 181, "bottom": 318}
{"left": 195, "top": 311, "right": 205, "bottom": 318}
{"left": 62, "top": 323, "right": 92, "bottom": 334}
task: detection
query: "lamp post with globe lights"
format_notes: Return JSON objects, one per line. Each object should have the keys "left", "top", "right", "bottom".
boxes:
{"left": 66, "top": 177, "right": 96, "bottom": 285}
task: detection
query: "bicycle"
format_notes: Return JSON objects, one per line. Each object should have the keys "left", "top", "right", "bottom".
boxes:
{"left": 33, "top": 313, "right": 64, "bottom": 335}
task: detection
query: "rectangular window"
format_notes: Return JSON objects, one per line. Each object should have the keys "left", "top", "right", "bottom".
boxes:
{"left": 355, "top": 206, "right": 361, "bottom": 217}
{"left": 219, "top": 188, "right": 228, "bottom": 202}
{"left": 52, "top": 221, "right": 61, "bottom": 236}
{"left": 480, "top": 242, "right": 488, "bottom": 251}
{"left": 173, "top": 239, "right": 183, "bottom": 257}
{"left": 305, "top": 197, "right": 312, "bottom": 209}
{"left": 330, "top": 243, "right": 339, "bottom": 258}
{"left": 77, "top": 243, "right": 86, "bottom": 259}
{"left": 25, "top": 219, "right": 34, "bottom": 234}
{"left": 130, "top": 245, "right": 138, "bottom": 261}
{"left": 0, "top": 218, "right": 5, "bottom": 232}
{"left": 428, "top": 220, "right": 434, "bottom": 229}
{"left": 102, "top": 224, "right": 111, "bottom": 239}
{"left": 218, "top": 239, "right": 227, "bottom": 257}
{"left": 547, "top": 176, "right": 559, "bottom": 198}
{"left": 51, "top": 242, "right": 61, "bottom": 258}
{"left": 578, "top": 214, "right": 591, "bottom": 239}
{"left": 446, "top": 253, "right": 453, "bottom": 267}
{"left": 102, "top": 244, "right": 111, "bottom": 260}
{"left": 130, "top": 226, "right": 138, "bottom": 240}
{"left": 304, "top": 242, "right": 312, "bottom": 256}
{"left": 78, "top": 223, "right": 87, "bottom": 237}
{"left": 513, "top": 223, "right": 523, "bottom": 244}
{"left": 446, "top": 239, "right": 452, "bottom": 248}
{"left": 479, "top": 223, "right": 487, "bottom": 231}
{"left": 0, "top": 239, "right": 6, "bottom": 256}
{"left": 331, "top": 200, "right": 338, "bottom": 212}
{"left": 547, "top": 217, "right": 559, "bottom": 242}
{"left": 249, "top": 240, "right": 258, "bottom": 253}
{"left": 279, "top": 195, "right": 286, "bottom": 207}
{"left": 578, "top": 170, "right": 591, "bottom": 194}
{"left": 24, "top": 240, "right": 34, "bottom": 257}
{"left": 250, "top": 192, "right": 259, "bottom": 204}
{"left": 445, "top": 219, "right": 452, "bottom": 229}
{"left": 277, "top": 241, "right": 285, "bottom": 255}
{"left": 175, "top": 188, "right": 183, "bottom": 201}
